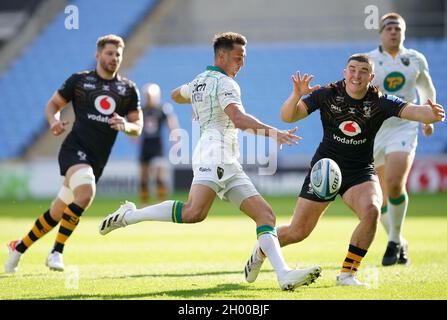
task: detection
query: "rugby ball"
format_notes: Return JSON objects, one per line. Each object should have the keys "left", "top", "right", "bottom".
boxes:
{"left": 310, "top": 158, "right": 342, "bottom": 200}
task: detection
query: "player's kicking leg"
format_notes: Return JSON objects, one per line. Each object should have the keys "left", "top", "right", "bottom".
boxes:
{"left": 236, "top": 190, "right": 321, "bottom": 291}
{"left": 244, "top": 197, "right": 327, "bottom": 286}
{"left": 99, "top": 184, "right": 216, "bottom": 235}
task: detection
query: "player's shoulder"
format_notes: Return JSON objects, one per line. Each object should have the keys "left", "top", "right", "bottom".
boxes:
{"left": 218, "top": 74, "right": 240, "bottom": 92}
{"left": 116, "top": 74, "right": 138, "bottom": 89}
{"left": 377, "top": 91, "right": 406, "bottom": 106}
{"left": 68, "top": 70, "right": 92, "bottom": 81}
{"left": 303, "top": 80, "right": 339, "bottom": 105}
{"left": 367, "top": 47, "right": 381, "bottom": 59}
{"left": 403, "top": 47, "right": 426, "bottom": 58}
{"left": 318, "top": 80, "right": 340, "bottom": 96}
{"left": 402, "top": 47, "right": 429, "bottom": 69}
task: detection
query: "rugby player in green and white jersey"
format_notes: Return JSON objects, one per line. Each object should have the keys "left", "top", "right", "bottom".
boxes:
{"left": 99, "top": 32, "right": 322, "bottom": 291}
{"left": 368, "top": 13, "right": 437, "bottom": 266}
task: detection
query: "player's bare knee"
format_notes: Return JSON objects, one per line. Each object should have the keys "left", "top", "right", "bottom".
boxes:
{"left": 74, "top": 192, "right": 94, "bottom": 208}
{"left": 388, "top": 185, "right": 405, "bottom": 198}
{"left": 386, "top": 176, "right": 405, "bottom": 197}
{"left": 361, "top": 204, "right": 380, "bottom": 224}
{"left": 68, "top": 167, "right": 96, "bottom": 208}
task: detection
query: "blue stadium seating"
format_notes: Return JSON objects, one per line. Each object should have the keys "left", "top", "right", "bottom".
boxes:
{"left": 0, "top": 0, "right": 158, "bottom": 159}
{"left": 1, "top": 9, "right": 446, "bottom": 161}
{"left": 116, "top": 39, "right": 447, "bottom": 162}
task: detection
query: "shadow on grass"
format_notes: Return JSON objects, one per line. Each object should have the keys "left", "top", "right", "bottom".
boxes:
{"left": 97, "top": 269, "right": 274, "bottom": 280}
{"left": 39, "top": 282, "right": 264, "bottom": 300}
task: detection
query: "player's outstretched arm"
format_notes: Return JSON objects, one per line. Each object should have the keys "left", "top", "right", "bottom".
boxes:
{"left": 224, "top": 103, "right": 301, "bottom": 148}
{"left": 400, "top": 99, "right": 445, "bottom": 124}
{"left": 45, "top": 91, "right": 69, "bottom": 136}
{"left": 171, "top": 85, "right": 191, "bottom": 104}
{"left": 280, "top": 71, "right": 320, "bottom": 123}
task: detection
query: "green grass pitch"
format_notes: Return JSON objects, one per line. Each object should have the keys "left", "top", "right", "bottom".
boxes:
{"left": 0, "top": 193, "right": 446, "bottom": 300}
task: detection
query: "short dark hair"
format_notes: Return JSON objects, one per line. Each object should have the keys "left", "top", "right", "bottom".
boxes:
{"left": 96, "top": 34, "right": 125, "bottom": 51}
{"left": 347, "top": 53, "right": 374, "bottom": 71}
{"left": 213, "top": 32, "right": 247, "bottom": 56}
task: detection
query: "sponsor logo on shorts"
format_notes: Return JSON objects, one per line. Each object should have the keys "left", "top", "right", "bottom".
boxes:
{"left": 306, "top": 183, "right": 314, "bottom": 194}
{"left": 217, "top": 167, "right": 224, "bottom": 179}
{"left": 199, "top": 167, "right": 211, "bottom": 172}
{"left": 77, "top": 151, "right": 87, "bottom": 161}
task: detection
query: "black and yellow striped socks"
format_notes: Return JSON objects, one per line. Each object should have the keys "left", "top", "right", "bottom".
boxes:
{"left": 341, "top": 244, "right": 367, "bottom": 274}
{"left": 52, "top": 203, "right": 84, "bottom": 254}
{"left": 15, "top": 210, "right": 59, "bottom": 253}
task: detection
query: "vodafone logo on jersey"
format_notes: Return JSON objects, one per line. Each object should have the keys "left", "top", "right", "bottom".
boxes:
{"left": 94, "top": 95, "right": 116, "bottom": 115}
{"left": 339, "top": 121, "right": 361, "bottom": 137}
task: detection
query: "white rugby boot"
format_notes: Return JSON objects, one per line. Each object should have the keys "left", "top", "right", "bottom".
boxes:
{"left": 336, "top": 272, "right": 370, "bottom": 287}
{"left": 278, "top": 266, "right": 322, "bottom": 291}
{"left": 46, "top": 251, "right": 65, "bottom": 271}
{"left": 4, "top": 240, "right": 22, "bottom": 274}
{"left": 99, "top": 201, "right": 136, "bottom": 235}
{"left": 244, "top": 243, "right": 265, "bottom": 283}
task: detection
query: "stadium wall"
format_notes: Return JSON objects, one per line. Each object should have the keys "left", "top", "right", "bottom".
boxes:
{"left": 1, "top": 157, "right": 447, "bottom": 199}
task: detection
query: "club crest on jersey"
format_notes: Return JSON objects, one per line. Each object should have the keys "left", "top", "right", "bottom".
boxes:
{"left": 116, "top": 85, "right": 127, "bottom": 95}
{"left": 94, "top": 95, "right": 116, "bottom": 115}
{"left": 339, "top": 120, "right": 361, "bottom": 137}
{"left": 401, "top": 56, "right": 410, "bottom": 66}
{"left": 362, "top": 106, "right": 371, "bottom": 118}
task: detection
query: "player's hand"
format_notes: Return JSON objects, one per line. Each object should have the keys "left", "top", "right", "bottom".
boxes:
{"left": 427, "top": 99, "right": 445, "bottom": 122}
{"left": 109, "top": 112, "right": 127, "bottom": 132}
{"left": 274, "top": 127, "right": 302, "bottom": 150}
{"left": 50, "top": 120, "right": 68, "bottom": 136}
{"left": 422, "top": 123, "right": 434, "bottom": 137}
{"left": 291, "top": 71, "right": 321, "bottom": 97}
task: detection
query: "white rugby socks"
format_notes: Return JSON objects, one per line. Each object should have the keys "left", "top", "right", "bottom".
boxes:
{"left": 257, "top": 226, "right": 290, "bottom": 279}
{"left": 388, "top": 193, "right": 408, "bottom": 244}
{"left": 124, "top": 200, "right": 183, "bottom": 224}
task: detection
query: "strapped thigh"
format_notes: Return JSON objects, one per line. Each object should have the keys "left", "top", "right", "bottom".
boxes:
{"left": 69, "top": 167, "right": 95, "bottom": 190}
